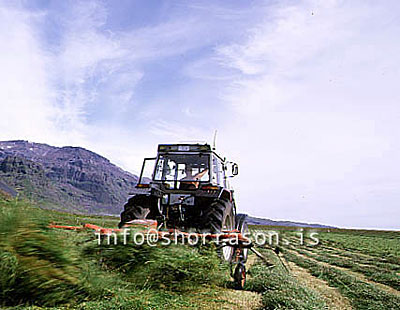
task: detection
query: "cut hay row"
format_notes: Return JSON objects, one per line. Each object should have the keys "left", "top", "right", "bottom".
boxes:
{"left": 284, "top": 250, "right": 400, "bottom": 310}
{"left": 304, "top": 243, "right": 400, "bottom": 271}
{"left": 318, "top": 232, "right": 400, "bottom": 264}
{"left": 245, "top": 248, "right": 328, "bottom": 309}
{"left": 288, "top": 245, "right": 400, "bottom": 291}
{"left": 287, "top": 260, "right": 352, "bottom": 310}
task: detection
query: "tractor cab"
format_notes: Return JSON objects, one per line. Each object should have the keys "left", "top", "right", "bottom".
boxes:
{"left": 137, "top": 144, "right": 238, "bottom": 191}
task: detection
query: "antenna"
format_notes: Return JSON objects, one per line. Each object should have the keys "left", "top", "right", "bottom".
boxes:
{"left": 212, "top": 130, "right": 218, "bottom": 150}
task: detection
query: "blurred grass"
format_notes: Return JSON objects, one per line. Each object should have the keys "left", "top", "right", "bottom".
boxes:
{"left": 0, "top": 200, "right": 82, "bottom": 305}
{"left": 0, "top": 198, "right": 229, "bottom": 309}
{"left": 245, "top": 248, "right": 327, "bottom": 310}
{"left": 84, "top": 241, "right": 227, "bottom": 291}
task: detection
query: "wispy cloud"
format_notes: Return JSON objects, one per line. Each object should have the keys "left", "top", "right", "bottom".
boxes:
{"left": 149, "top": 119, "right": 211, "bottom": 142}
{"left": 0, "top": 0, "right": 216, "bottom": 147}
{"left": 215, "top": 0, "right": 400, "bottom": 228}
{"left": 0, "top": 3, "right": 58, "bottom": 142}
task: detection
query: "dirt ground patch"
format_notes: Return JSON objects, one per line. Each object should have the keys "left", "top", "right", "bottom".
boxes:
{"left": 187, "top": 287, "right": 262, "bottom": 310}
{"left": 215, "top": 288, "right": 263, "bottom": 310}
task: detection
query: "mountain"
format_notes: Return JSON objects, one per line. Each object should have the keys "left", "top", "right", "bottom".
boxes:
{"left": 0, "top": 140, "right": 138, "bottom": 214}
{"left": 246, "top": 215, "right": 335, "bottom": 228}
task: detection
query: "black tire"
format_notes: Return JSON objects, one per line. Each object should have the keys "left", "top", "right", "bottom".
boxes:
{"left": 202, "top": 199, "right": 234, "bottom": 233}
{"left": 118, "top": 195, "right": 151, "bottom": 228}
{"left": 236, "top": 213, "right": 249, "bottom": 263}
{"left": 234, "top": 263, "right": 246, "bottom": 290}
{"left": 202, "top": 199, "right": 235, "bottom": 261}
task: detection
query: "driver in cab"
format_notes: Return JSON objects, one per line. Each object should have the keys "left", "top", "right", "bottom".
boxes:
{"left": 179, "top": 165, "right": 208, "bottom": 190}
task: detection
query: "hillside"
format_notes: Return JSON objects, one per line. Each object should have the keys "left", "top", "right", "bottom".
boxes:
{"left": 247, "top": 216, "right": 335, "bottom": 228}
{"left": 0, "top": 180, "right": 17, "bottom": 198}
{"left": 0, "top": 140, "right": 138, "bottom": 214}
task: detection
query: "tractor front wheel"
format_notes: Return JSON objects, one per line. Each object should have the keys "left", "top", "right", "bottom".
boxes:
{"left": 236, "top": 213, "right": 249, "bottom": 263}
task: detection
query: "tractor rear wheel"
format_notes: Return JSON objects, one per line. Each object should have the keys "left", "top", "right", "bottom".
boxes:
{"left": 118, "top": 195, "right": 151, "bottom": 228}
{"left": 202, "top": 199, "right": 235, "bottom": 261}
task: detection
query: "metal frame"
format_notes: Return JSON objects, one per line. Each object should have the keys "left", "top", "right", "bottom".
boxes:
{"left": 138, "top": 157, "right": 156, "bottom": 184}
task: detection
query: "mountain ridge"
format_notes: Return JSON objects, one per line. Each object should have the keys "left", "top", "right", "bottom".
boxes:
{"left": 246, "top": 215, "right": 334, "bottom": 228}
{"left": 0, "top": 140, "right": 138, "bottom": 214}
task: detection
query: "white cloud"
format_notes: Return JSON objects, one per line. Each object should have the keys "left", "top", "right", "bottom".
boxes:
{"left": 0, "top": 5, "right": 58, "bottom": 143}
{"left": 216, "top": 0, "right": 400, "bottom": 228}
{"left": 149, "top": 119, "right": 211, "bottom": 142}
{"left": 0, "top": 1, "right": 121, "bottom": 146}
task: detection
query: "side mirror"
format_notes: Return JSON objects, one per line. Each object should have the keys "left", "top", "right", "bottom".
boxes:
{"left": 232, "top": 163, "right": 239, "bottom": 176}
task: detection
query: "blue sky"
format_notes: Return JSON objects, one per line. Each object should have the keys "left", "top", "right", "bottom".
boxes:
{"left": 1, "top": 0, "right": 400, "bottom": 229}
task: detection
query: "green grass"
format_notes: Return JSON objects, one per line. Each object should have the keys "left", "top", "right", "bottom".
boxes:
{"left": 305, "top": 243, "right": 400, "bottom": 271}
{"left": 84, "top": 239, "right": 228, "bottom": 291}
{"left": 318, "top": 230, "right": 400, "bottom": 264}
{"left": 246, "top": 249, "right": 327, "bottom": 310}
{"left": 293, "top": 247, "right": 400, "bottom": 290}
{"left": 252, "top": 225, "right": 400, "bottom": 309}
{"left": 277, "top": 228, "right": 400, "bottom": 291}
{"left": 284, "top": 250, "right": 400, "bottom": 310}
{"left": 0, "top": 198, "right": 229, "bottom": 309}
{"left": 2, "top": 198, "right": 400, "bottom": 309}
